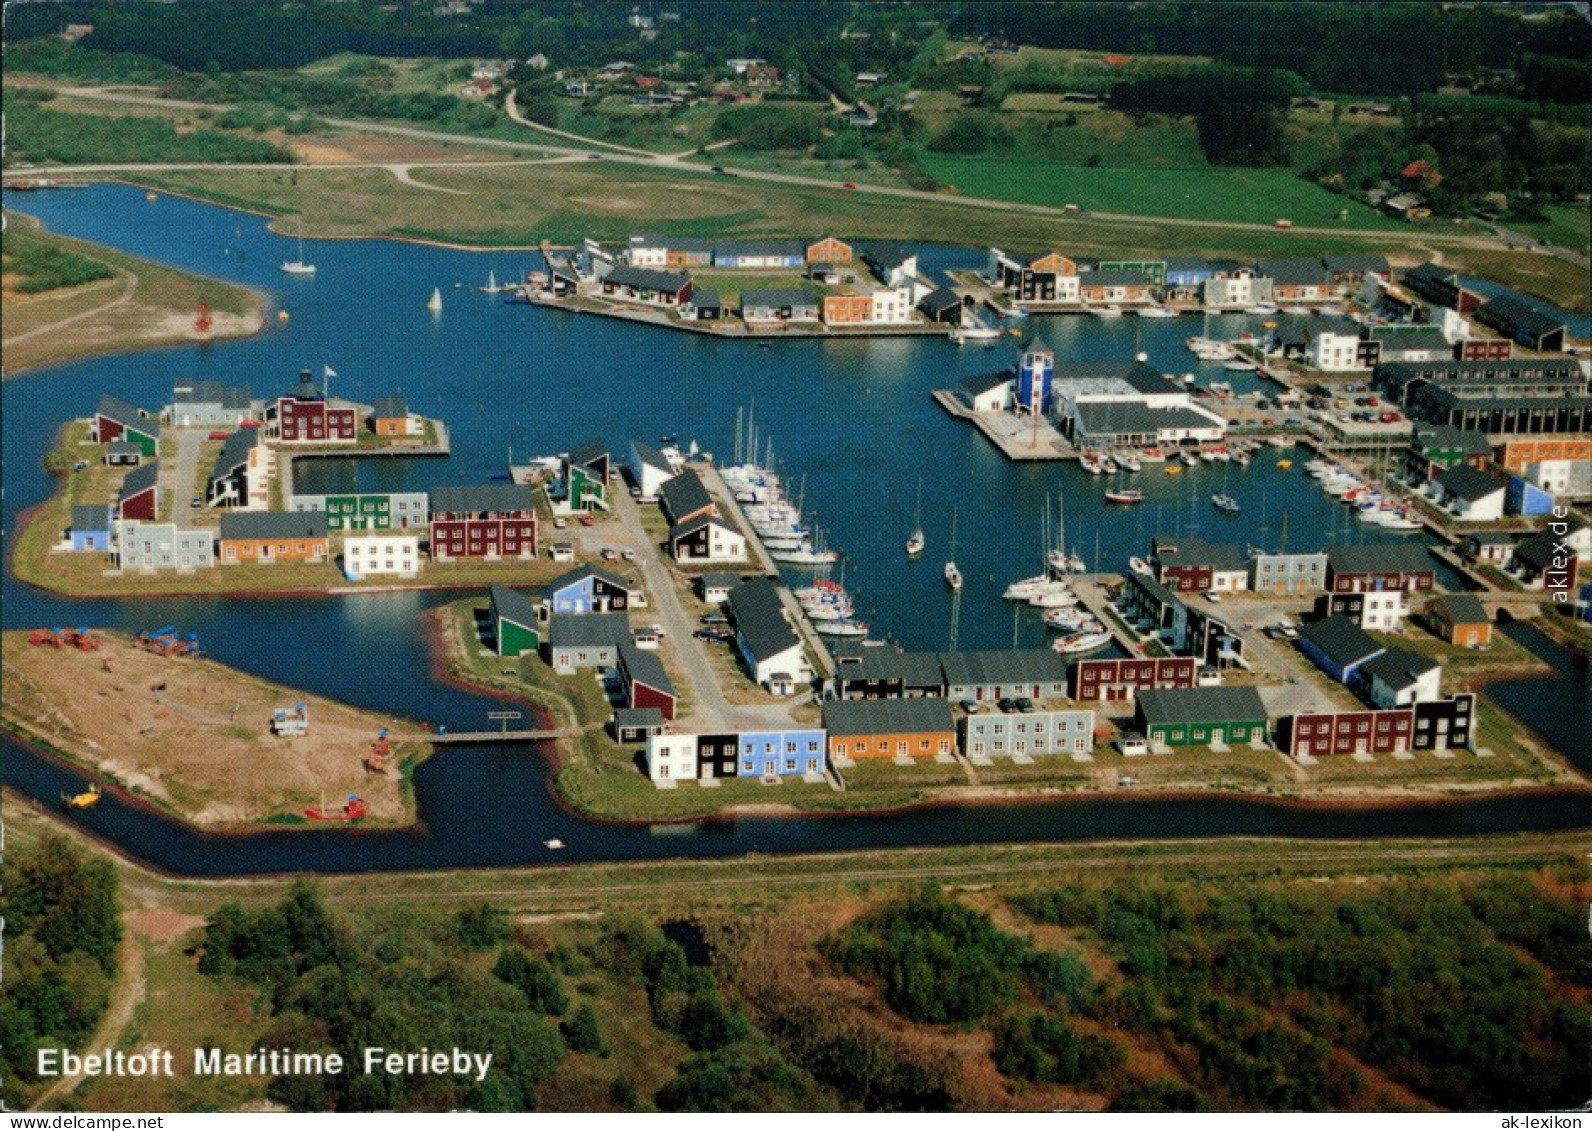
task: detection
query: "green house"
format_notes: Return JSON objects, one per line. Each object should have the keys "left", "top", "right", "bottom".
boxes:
{"left": 1134, "top": 686, "right": 1268, "bottom": 749}
{"left": 568, "top": 464, "right": 607, "bottom": 511}
{"left": 490, "top": 584, "right": 542, "bottom": 658}
{"left": 315, "top": 491, "right": 429, "bottom": 531}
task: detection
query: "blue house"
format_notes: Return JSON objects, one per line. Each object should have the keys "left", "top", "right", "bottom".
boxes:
{"left": 70, "top": 504, "right": 111, "bottom": 552}
{"left": 1297, "top": 615, "right": 1385, "bottom": 684}
{"left": 1015, "top": 340, "right": 1055, "bottom": 415}
{"left": 1163, "top": 257, "right": 1214, "bottom": 288}
{"left": 544, "top": 564, "right": 633, "bottom": 616}
{"left": 736, "top": 728, "right": 828, "bottom": 779}
{"left": 1506, "top": 474, "right": 1557, "bottom": 517}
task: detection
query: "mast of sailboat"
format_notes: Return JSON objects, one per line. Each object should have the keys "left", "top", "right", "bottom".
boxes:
{"left": 1278, "top": 509, "right": 1289, "bottom": 554}
{"left": 732, "top": 405, "right": 743, "bottom": 466}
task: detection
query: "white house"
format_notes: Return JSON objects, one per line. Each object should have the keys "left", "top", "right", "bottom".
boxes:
{"left": 1432, "top": 465, "right": 1507, "bottom": 522}
{"left": 626, "top": 234, "right": 669, "bottom": 268}
{"left": 113, "top": 520, "right": 215, "bottom": 573}
{"left": 343, "top": 533, "right": 420, "bottom": 579}
{"left": 1204, "top": 267, "right": 1272, "bottom": 309}
{"left": 646, "top": 733, "right": 698, "bottom": 784}
{"left": 670, "top": 515, "right": 746, "bottom": 562}
{"left": 629, "top": 439, "right": 677, "bottom": 500}
{"left": 960, "top": 370, "right": 1014, "bottom": 413}
{"left": 1310, "top": 326, "right": 1367, "bottom": 372}
{"left": 1362, "top": 648, "right": 1442, "bottom": 708}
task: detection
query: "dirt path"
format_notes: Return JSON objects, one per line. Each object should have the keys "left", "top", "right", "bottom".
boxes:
{"left": 28, "top": 928, "right": 147, "bottom": 1112}
{"left": 1, "top": 269, "right": 137, "bottom": 347}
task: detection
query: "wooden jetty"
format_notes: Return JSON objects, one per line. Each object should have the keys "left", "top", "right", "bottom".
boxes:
{"left": 932, "top": 390, "right": 1077, "bottom": 461}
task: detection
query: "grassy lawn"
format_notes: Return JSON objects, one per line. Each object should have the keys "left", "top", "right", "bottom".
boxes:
{"left": 914, "top": 153, "right": 1403, "bottom": 228}
{"left": 1508, "top": 202, "right": 1592, "bottom": 256}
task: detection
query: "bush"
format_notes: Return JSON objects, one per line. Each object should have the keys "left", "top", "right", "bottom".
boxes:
{"left": 560, "top": 1002, "right": 608, "bottom": 1056}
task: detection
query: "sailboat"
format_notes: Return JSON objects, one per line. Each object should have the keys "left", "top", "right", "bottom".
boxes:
{"left": 427, "top": 287, "right": 443, "bottom": 313}
{"left": 280, "top": 220, "right": 315, "bottom": 275}
{"left": 944, "top": 509, "right": 962, "bottom": 590}
{"left": 906, "top": 477, "right": 925, "bottom": 557}
{"left": 1045, "top": 492, "right": 1087, "bottom": 573}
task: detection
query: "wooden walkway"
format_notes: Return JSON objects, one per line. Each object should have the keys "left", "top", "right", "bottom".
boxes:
{"left": 428, "top": 727, "right": 579, "bottom": 744}
{"left": 932, "top": 390, "right": 1077, "bottom": 462}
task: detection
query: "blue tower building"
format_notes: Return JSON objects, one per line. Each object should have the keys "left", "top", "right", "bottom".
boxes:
{"left": 1016, "top": 340, "right": 1055, "bottom": 415}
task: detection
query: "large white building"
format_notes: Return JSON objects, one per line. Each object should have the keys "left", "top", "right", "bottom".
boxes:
{"left": 1204, "top": 267, "right": 1272, "bottom": 310}
{"left": 1054, "top": 361, "right": 1228, "bottom": 447}
{"left": 114, "top": 520, "right": 215, "bottom": 572}
{"left": 343, "top": 533, "right": 420, "bottom": 578}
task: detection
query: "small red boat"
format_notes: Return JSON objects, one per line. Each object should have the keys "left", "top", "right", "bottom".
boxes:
{"left": 305, "top": 795, "right": 367, "bottom": 821}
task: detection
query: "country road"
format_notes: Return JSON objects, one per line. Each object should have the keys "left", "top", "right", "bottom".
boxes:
{"left": 3, "top": 83, "right": 1559, "bottom": 258}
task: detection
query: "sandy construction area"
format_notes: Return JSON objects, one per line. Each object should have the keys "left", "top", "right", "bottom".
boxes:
{"left": 2, "top": 630, "right": 421, "bottom": 826}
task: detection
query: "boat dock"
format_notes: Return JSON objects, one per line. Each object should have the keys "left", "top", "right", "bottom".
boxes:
{"left": 932, "top": 390, "right": 1077, "bottom": 461}
{"left": 1067, "top": 573, "right": 1144, "bottom": 656}
{"left": 429, "top": 726, "right": 578, "bottom": 744}
{"left": 697, "top": 462, "right": 836, "bottom": 680}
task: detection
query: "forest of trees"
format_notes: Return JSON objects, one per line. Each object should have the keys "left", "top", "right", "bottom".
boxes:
{"left": 1, "top": 834, "right": 122, "bottom": 1110}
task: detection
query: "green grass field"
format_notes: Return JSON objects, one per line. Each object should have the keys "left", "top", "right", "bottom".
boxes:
{"left": 916, "top": 153, "right": 1404, "bottom": 228}
{"left": 1511, "top": 202, "right": 1592, "bottom": 255}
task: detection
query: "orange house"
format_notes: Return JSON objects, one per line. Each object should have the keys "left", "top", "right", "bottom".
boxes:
{"left": 1424, "top": 594, "right": 1491, "bottom": 649}
{"left": 806, "top": 236, "right": 853, "bottom": 266}
{"left": 822, "top": 291, "right": 872, "bottom": 325}
{"left": 218, "top": 512, "right": 329, "bottom": 565}
{"left": 1494, "top": 435, "right": 1592, "bottom": 475}
{"left": 1029, "top": 252, "right": 1077, "bottom": 276}
{"left": 823, "top": 699, "right": 955, "bottom": 762}
{"left": 371, "top": 396, "right": 421, "bottom": 438}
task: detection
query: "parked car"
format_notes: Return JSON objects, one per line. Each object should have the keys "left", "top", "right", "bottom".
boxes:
{"left": 190, "top": 495, "right": 203, "bottom": 508}
{"left": 996, "top": 697, "right": 1018, "bottom": 713}
{"left": 700, "top": 613, "right": 728, "bottom": 625}
{"left": 554, "top": 517, "right": 568, "bottom": 529}
{"left": 960, "top": 699, "right": 981, "bottom": 714}
{"left": 1014, "top": 697, "right": 1034, "bottom": 713}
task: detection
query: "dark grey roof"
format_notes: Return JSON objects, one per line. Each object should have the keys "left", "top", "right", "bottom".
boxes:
{"left": 604, "top": 265, "right": 693, "bottom": 294}
{"left": 1256, "top": 258, "right": 1333, "bottom": 285}
{"left": 700, "top": 571, "right": 740, "bottom": 591}
{"left": 98, "top": 394, "right": 158, "bottom": 433}
{"left": 860, "top": 243, "right": 915, "bottom": 270}
{"left": 1326, "top": 543, "right": 1434, "bottom": 577}
{"left": 1412, "top": 424, "right": 1493, "bottom": 456}
{"left": 938, "top": 649, "right": 1070, "bottom": 688}
{"left": 1127, "top": 567, "right": 1179, "bottom": 607}
{"left": 1403, "top": 262, "right": 1460, "bottom": 287}
{"left": 1466, "top": 530, "right": 1516, "bottom": 545}
{"left": 725, "top": 577, "right": 800, "bottom": 662}
{"left": 210, "top": 429, "right": 259, "bottom": 478}
{"left": 107, "top": 440, "right": 142, "bottom": 456}
{"left": 72, "top": 504, "right": 110, "bottom": 531}
{"left": 689, "top": 289, "right": 722, "bottom": 309}
{"left": 119, "top": 462, "right": 160, "bottom": 499}
{"left": 1378, "top": 358, "right": 1583, "bottom": 385}
{"left": 567, "top": 438, "right": 608, "bottom": 468}
{"left": 1437, "top": 463, "right": 1506, "bottom": 502}
{"left": 960, "top": 369, "right": 1015, "bottom": 396}
{"left": 919, "top": 286, "right": 964, "bottom": 314}
{"left": 1360, "top": 647, "right": 1439, "bottom": 692}
{"left": 1136, "top": 685, "right": 1267, "bottom": 725}
{"left": 1164, "top": 256, "right": 1213, "bottom": 274}
{"left": 489, "top": 583, "right": 541, "bottom": 629}
{"left": 1298, "top": 615, "right": 1385, "bottom": 668}
{"left": 618, "top": 639, "right": 675, "bottom": 697}
{"left": 823, "top": 696, "right": 954, "bottom": 738}
{"left": 1478, "top": 294, "right": 1565, "bottom": 339}
{"left": 547, "top": 563, "right": 631, "bottom": 593}
{"left": 1073, "top": 401, "right": 1220, "bottom": 437}
{"left": 372, "top": 396, "right": 408, "bottom": 419}
{"left": 741, "top": 288, "right": 819, "bottom": 309}
{"left": 631, "top": 440, "right": 672, "bottom": 472}
{"left": 429, "top": 483, "right": 537, "bottom": 515}
{"left": 219, "top": 511, "right": 329, "bottom": 540}
{"left": 1513, "top": 524, "right": 1587, "bottom": 572}
{"left": 1322, "top": 254, "right": 1389, "bottom": 274}
{"left": 836, "top": 648, "right": 944, "bottom": 688}
{"left": 658, "top": 468, "right": 715, "bottom": 520}
{"left": 1426, "top": 593, "right": 1488, "bottom": 624}
{"left": 172, "top": 380, "right": 250, "bottom": 409}
{"left": 549, "top": 612, "right": 630, "bottom": 649}
{"left": 614, "top": 706, "right": 666, "bottom": 730}
{"left": 1082, "top": 269, "right": 1153, "bottom": 287}
{"left": 671, "top": 513, "right": 739, "bottom": 541}
{"left": 287, "top": 371, "right": 323, "bottom": 401}
{"left": 1153, "top": 537, "right": 1247, "bottom": 573}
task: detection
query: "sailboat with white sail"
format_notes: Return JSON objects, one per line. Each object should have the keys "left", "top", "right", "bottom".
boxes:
{"left": 280, "top": 220, "right": 315, "bottom": 275}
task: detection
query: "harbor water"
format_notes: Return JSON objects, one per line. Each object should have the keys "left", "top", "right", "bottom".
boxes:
{"left": 3, "top": 184, "right": 1586, "bottom": 873}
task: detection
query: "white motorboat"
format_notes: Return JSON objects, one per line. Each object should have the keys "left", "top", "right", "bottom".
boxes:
{"left": 1212, "top": 493, "right": 1241, "bottom": 513}
{"left": 1128, "top": 555, "right": 1153, "bottom": 576}
{"left": 1004, "top": 575, "right": 1053, "bottom": 600}
{"left": 1138, "top": 305, "right": 1178, "bottom": 318}
{"left": 1119, "top": 452, "right": 1143, "bottom": 473}
{"left": 944, "top": 561, "right": 963, "bottom": 590}
{"left": 814, "top": 619, "right": 869, "bottom": 638}
{"left": 1044, "top": 609, "right": 1102, "bottom": 631}
{"left": 1222, "top": 358, "right": 1257, "bottom": 371}
{"left": 1092, "top": 304, "right": 1124, "bottom": 318}
{"left": 948, "top": 320, "right": 1003, "bottom": 344}
{"left": 1027, "top": 585, "right": 1080, "bottom": 609}
{"left": 1053, "top": 631, "right": 1113, "bottom": 654}
{"left": 770, "top": 543, "right": 839, "bottom": 566}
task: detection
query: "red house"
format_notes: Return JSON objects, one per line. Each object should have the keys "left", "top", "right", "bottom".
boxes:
{"left": 619, "top": 640, "right": 676, "bottom": 721}
{"left": 116, "top": 462, "right": 160, "bottom": 521}
{"left": 1279, "top": 708, "right": 1414, "bottom": 757}
{"left": 268, "top": 372, "right": 358, "bottom": 444}
{"left": 1068, "top": 656, "right": 1197, "bottom": 701}
{"left": 1326, "top": 544, "right": 1436, "bottom": 594}
{"left": 428, "top": 484, "right": 538, "bottom": 561}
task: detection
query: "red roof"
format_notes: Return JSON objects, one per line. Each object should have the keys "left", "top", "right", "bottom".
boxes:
{"left": 636, "top": 75, "right": 661, "bottom": 89}
{"left": 1104, "top": 54, "right": 1132, "bottom": 66}
{"left": 1402, "top": 159, "right": 1441, "bottom": 184}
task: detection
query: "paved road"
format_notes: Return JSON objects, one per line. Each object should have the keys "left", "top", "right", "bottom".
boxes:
{"left": 169, "top": 429, "right": 204, "bottom": 528}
